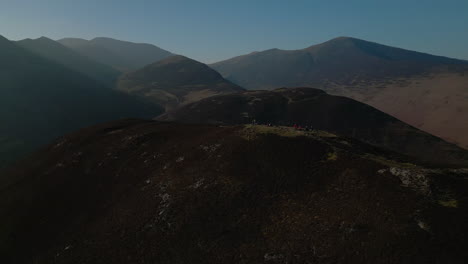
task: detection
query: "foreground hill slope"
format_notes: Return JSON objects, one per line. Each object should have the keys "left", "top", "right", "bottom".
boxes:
{"left": 1, "top": 119, "right": 467, "bottom": 263}
{"left": 117, "top": 55, "right": 244, "bottom": 110}
{"left": 211, "top": 37, "right": 468, "bottom": 149}
{"left": 159, "top": 88, "right": 468, "bottom": 167}
{"left": 16, "top": 37, "right": 121, "bottom": 86}
{"left": 0, "top": 35, "right": 163, "bottom": 169}
{"left": 58, "top": 37, "right": 173, "bottom": 71}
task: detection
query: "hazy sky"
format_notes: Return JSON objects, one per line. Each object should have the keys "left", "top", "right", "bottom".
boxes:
{"left": 1, "top": 0, "right": 467, "bottom": 63}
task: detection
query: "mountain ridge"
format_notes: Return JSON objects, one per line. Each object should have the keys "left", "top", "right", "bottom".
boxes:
{"left": 58, "top": 37, "right": 174, "bottom": 71}
{"left": 158, "top": 87, "right": 468, "bottom": 167}
{"left": 17, "top": 36, "right": 121, "bottom": 86}
{"left": 210, "top": 37, "right": 468, "bottom": 149}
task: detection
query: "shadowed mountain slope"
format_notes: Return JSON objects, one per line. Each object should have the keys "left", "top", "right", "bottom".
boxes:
{"left": 211, "top": 37, "right": 468, "bottom": 149}
{"left": 158, "top": 87, "right": 468, "bottom": 167}
{"left": 117, "top": 55, "right": 244, "bottom": 110}
{"left": 1, "top": 119, "right": 467, "bottom": 263}
{"left": 17, "top": 37, "right": 121, "bottom": 86}
{"left": 58, "top": 37, "right": 173, "bottom": 71}
{"left": 0, "top": 35, "right": 163, "bottom": 169}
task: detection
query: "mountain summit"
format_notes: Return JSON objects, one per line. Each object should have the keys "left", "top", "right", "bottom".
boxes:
{"left": 158, "top": 87, "right": 468, "bottom": 167}
{"left": 212, "top": 36, "right": 467, "bottom": 90}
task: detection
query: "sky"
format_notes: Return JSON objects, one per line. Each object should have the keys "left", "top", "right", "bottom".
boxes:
{"left": 1, "top": 0, "right": 467, "bottom": 63}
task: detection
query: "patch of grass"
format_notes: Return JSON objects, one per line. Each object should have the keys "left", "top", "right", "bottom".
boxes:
{"left": 241, "top": 125, "right": 304, "bottom": 140}
{"left": 313, "top": 130, "right": 337, "bottom": 138}
{"left": 241, "top": 125, "right": 338, "bottom": 140}
{"left": 438, "top": 199, "right": 458, "bottom": 208}
{"left": 363, "top": 153, "right": 418, "bottom": 169}
{"left": 436, "top": 189, "right": 459, "bottom": 208}
{"left": 326, "top": 151, "right": 338, "bottom": 161}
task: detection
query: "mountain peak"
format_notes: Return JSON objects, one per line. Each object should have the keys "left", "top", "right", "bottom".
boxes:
{"left": 155, "top": 55, "right": 191, "bottom": 64}
{"left": 329, "top": 36, "right": 355, "bottom": 41}
{"left": 37, "top": 36, "right": 52, "bottom": 41}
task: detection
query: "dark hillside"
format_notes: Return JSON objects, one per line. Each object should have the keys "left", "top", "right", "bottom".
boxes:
{"left": 1, "top": 119, "right": 467, "bottom": 263}
{"left": 159, "top": 87, "right": 468, "bottom": 167}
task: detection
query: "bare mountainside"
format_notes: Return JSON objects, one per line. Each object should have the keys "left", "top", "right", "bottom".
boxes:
{"left": 1, "top": 119, "right": 467, "bottom": 263}
{"left": 117, "top": 55, "right": 244, "bottom": 111}
{"left": 159, "top": 88, "right": 468, "bottom": 167}
{"left": 211, "top": 37, "right": 468, "bottom": 149}
{"left": 58, "top": 37, "right": 173, "bottom": 71}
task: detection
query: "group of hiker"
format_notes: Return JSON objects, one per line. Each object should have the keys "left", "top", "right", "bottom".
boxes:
{"left": 251, "top": 119, "right": 313, "bottom": 131}
{"left": 293, "top": 124, "right": 313, "bottom": 131}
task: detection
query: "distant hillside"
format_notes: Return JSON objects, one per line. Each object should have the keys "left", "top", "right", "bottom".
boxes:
{"left": 1, "top": 119, "right": 467, "bottom": 263}
{"left": 117, "top": 55, "right": 244, "bottom": 110}
{"left": 211, "top": 37, "right": 468, "bottom": 149}
{"left": 17, "top": 37, "right": 121, "bottom": 86}
{"left": 159, "top": 87, "right": 468, "bottom": 167}
{"left": 58, "top": 37, "right": 173, "bottom": 71}
{"left": 0, "top": 35, "right": 163, "bottom": 169}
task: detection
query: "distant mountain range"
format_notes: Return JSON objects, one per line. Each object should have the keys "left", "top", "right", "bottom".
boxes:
{"left": 2, "top": 34, "right": 468, "bottom": 169}
{"left": 159, "top": 87, "right": 468, "bottom": 167}
{"left": 58, "top": 37, "right": 174, "bottom": 71}
{"left": 17, "top": 37, "right": 121, "bottom": 86}
{"left": 0, "top": 35, "right": 163, "bottom": 169}
{"left": 211, "top": 37, "right": 468, "bottom": 149}
{"left": 117, "top": 55, "right": 244, "bottom": 110}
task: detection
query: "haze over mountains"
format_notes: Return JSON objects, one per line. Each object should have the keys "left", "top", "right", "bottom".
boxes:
{"left": 211, "top": 37, "right": 468, "bottom": 149}
{"left": 58, "top": 37, "right": 174, "bottom": 72}
{"left": 0, "top": 35, "right": 163, "bottom": 169}
{"left": 17, "top": 37, "right": 121, "bottom": 86}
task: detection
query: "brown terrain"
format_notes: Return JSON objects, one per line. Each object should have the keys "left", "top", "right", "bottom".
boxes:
{"left": 117, "top": 55, "right": 244, "bottom": 111}
{"left": 1, "top": 119, "right": 467, "bottom": 263}
{"left": 159, "top": 87, "right": 468, "bottom": 167}
{"left": 211, "top": 37, "right": 468, "bottom": 149}
{"left": 328, "top": 72, "right": 468, "bottom": 149}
